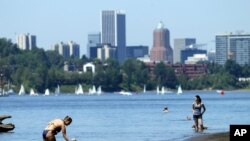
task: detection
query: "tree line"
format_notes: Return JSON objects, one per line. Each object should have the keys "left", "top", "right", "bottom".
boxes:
{"left": 0, "top": 38, "right": 250, "bottom": 93}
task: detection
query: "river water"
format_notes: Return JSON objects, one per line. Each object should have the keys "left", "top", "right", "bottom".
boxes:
{"left": 0, "top": 90, "right": 250, "bottom": 141}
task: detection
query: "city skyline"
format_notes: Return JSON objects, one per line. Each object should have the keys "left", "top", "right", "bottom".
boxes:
{"left": 1, "top": 0, "right": 250, "bottom": 56}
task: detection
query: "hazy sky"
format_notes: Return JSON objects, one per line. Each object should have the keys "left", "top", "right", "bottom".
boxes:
{"left": 1, "top": 0, "right": 250, "bottom": 55}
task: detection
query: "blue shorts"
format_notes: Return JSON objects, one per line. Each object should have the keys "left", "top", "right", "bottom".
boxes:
{"left": 193, "top": 114, "right": 202, "bottom": 119}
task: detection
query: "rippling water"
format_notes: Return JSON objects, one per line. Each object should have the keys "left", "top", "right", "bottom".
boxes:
{"left": 1, "top": 90, "right": 250, "bottom": 141}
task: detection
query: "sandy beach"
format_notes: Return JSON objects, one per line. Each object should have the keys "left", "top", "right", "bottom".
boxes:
{"left": 184, "top": 132, "right": 229, "bottom": 141}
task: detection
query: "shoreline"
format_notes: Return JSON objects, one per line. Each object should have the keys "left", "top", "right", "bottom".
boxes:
{"left": 184, "top": 132, "right": 229, "bottom": 141}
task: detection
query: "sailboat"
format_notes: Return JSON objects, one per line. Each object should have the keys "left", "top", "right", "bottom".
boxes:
{"left": 156, "top": 86, "right": 160, "bottom": 94}
{"left": 30, "top": 88, "right": 38, "bottom": 96}
{"left": 18, "top": 84, "right": 25, "bottom": 95}
{"left": 44, "top": 89, "right": 50, "bottom": 96}
{"left": 143, "top": 85, "right": 146, "bottom": 93}
{"left": 97, "top": 86, "right": 102, "bottom": 95}
{"left": 75, "top": 84, "right": 84, "bottom": 95}
{"left": 55, "top": 85, "right": 60, "bottom": 95}
{"left": 161, "top": 86, "right": 165, "bottom": 95}
{"left": 89, "top": 85, "right": 96, "bottom": 95}
{"left": 177, "top": 85, "right": 182, "bottom": 95}
{"left": 7, "top": 80, "right": 14, "bottom": 95}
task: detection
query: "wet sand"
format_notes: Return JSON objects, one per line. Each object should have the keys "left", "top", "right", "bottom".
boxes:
{"left": 184, "top": 132, "right": 229, "bottom": 141}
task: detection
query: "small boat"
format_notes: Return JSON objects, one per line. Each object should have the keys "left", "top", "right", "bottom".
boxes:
{"left": 163, "top": 107, "right": 169, "bottom": 112}
{"left": 156, "top": 86, "right": 160, "bottom": 94}
{"left": 0, "top": 89, "right": 8, "bottom": 97}
{"left": 143, "top": 85, "right": 146, "bottom": 93}
{"left": 44, "top": 89, "right": 50, "bottom": 96}
{"left": 75, "top": 84, "right": 84, "bottom": 95}
{"left": 55, "top": 85, "right": 60, "bottom": 95}
{"left": 30, "top": 88, "right": 38, "bottom": 96}
{"left": 97, "top": 86, "right": 102, "bottom": 95}
{"left": 118, "top": 91, "right": 132, "bottom": 96}
{"left": 177, "top": 85, "right": 182, "bottom": 95}
{"left": 216, "top": 90, "right": 224, "bottom": 95}
{"left": 0, "top": 115, "right": 15, "bottom": 132}
{"left": 18, "top": 84, "right": 25, "bottom": 95}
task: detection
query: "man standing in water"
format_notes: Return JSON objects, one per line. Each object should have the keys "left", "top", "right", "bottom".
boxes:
{"left": 192, "top": 95, "right": 206, "bottom": 132}
{"left": 42, "top": 116, "right": 72, "bottom": 141}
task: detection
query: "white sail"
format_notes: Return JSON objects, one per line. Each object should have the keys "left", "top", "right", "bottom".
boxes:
{"left": 97, "top": 86, "right": 102, "bottom": 95}
{"left": 177, "top": 85, "right": 182, "bottom": 95}
{"left": 161, "top": 86, "right": 165, "bottom": 95}
{"left": 44, "top": 89, "right": 50, "bottom": 96}
{"left": 76, "top": 84, "right": 84, "bottom": 95}
{"left": 89, "top": 85, "right": 96, "bottom": 95}
{"left": 92, "top": 85, "right": 96, "bottom": 93}
{"left": 143, "top": 85, "right": 146, "bottom": 93}
{"left": 55, "top": 85, "right": 60, "bottom": 94}
{"left": 18, "top": 84, "right": 25, "bottom": 95}
{"left": 156, "top": 86, "right": 160, "bottom": 94}
{"left": 30, "top": 88, "right": 38, "bottom": 96}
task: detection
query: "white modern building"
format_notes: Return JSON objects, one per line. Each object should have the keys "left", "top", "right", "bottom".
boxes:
{"left": 16, "top": 33, "right": 36, "bottom": 50}
{"left": 83, "top": 63, "right": 95, "bottom": 73}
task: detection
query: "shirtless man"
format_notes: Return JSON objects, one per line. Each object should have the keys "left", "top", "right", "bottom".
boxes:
{"left": 43, "top": 116, "right": 72, "bottom": 141}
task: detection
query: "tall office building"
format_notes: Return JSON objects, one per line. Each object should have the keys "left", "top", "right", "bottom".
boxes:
{"left": 87, "top": 33, "right": 101, "bottom": 58}
{"left": 216, "top": 33, "right": 250, "bottom": 65}
{"left": 16, "top": 33, "right": 36, "bottom": 50}
{"left": 150, "top": 22, "right": 173, "bottom": 63}
{"left": 101, "top": 10, "right": 126, "bottom": 63}
{"left": 174, "top": 38, "right": 196, "bottom": 63}
{"left": 68, "top": 41, "right": 80, "bottom": 58}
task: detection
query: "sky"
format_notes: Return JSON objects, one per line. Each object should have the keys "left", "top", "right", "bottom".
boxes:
{"left": 1, "top": 0, "right": 250, "bottom": 56}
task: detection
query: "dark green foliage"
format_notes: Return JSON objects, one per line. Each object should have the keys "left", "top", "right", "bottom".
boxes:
{"left": 154, "top": 62, "right": 177, "bottom": 89}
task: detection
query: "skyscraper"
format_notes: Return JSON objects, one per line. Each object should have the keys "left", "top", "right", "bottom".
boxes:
{"left": 16, "top": 33, "right": 36, "bottom": 50}
{"left": 101, "top": 10, "right": 126, "bottom": 63}
{"left": 174, "top": 38, "right": 196, "bottom": 64}
{"left": 216, "top": 32, "right": 250, "bottom": 65}
{"left": 150, "top": 22, "right": 173, "bottom": 63}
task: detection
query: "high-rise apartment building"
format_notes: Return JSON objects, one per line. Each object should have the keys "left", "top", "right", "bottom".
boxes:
{"left": 16, "top": 33, "right": 36, "bottom": 50}
{"left": 101, "top": 10, "right": 126, "bottom": 63}
{"left": 53, "top": 41, "right": 80, "bottom": 58}
{"left": 174, "top": 38, "right": 196, "bottom": 64}
{"left": 216, "top": 33, "right": 250, "bottom": 65}
{"left": 68, "top": 41, "right": 80, "bottom": 58}
{"left": 97, "top": 44, "right": 117, "bottom": 61}
{"left": 150, "top": 22, "right": 173, "bottom": 63}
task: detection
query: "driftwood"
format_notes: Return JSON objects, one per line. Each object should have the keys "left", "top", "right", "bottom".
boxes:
{"left": 0, "top": 115, "right": 15, "bottom": 132}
